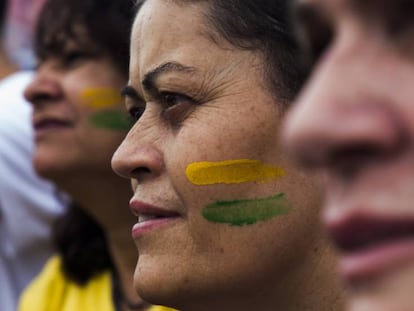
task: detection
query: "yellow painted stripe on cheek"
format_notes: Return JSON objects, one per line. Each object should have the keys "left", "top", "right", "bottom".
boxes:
{"left": 186, "top": 159, "right": 285, "bottom": 185}
{"left": 80, "top": 87, "right": 123, "bottom": 109}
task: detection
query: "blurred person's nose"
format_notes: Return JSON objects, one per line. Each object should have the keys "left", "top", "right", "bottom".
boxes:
{"left": 24, "top": 64, "right": 62, "bottom": 108}
{"left": 283, "top": 32, "right": 403, "bottom": 179}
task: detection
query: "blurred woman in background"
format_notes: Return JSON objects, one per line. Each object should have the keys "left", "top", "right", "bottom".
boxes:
{"left": 19, "top": 0, "right": 172, "bottom": 310}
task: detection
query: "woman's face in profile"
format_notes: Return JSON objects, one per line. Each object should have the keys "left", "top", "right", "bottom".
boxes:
{"left": 25, "top": 38, "right": 129, "bottom": 182}
{"left": 113, "top": 0, "right": 324, "bottom": 305}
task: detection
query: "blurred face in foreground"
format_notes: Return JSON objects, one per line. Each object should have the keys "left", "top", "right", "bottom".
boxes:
{"left": 111, "top": 0, "right": 341, "bottom": 310}
{"left": 283, "top": 0, "right": 414, "bottom": 310}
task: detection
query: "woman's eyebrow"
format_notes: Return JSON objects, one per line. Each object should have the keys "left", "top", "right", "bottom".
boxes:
{"left": 121, "top": 85, "right": 142, "bottom": 101}
{"left": 142, "top": 61, "right": 197, "bottom": 92}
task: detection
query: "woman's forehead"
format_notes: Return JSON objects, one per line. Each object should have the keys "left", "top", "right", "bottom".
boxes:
{"left": 131, "top": 1, "right": 210, "bottom": 65}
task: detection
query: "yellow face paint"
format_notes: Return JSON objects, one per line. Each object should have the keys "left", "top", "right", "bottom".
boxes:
{"left": 80, "top": 87, "right": 123, "bottom": 109}
{"left": 186, "top": 159, "right": 285, "bottom": 185}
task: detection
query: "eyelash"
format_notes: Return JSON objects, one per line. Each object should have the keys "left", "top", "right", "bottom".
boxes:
{"left": 158, "top": 92, "right": 194, "bottom": 108}
{"left": 62, "top": 50, "right": 91, "bottom": 67}
{"left": 128, "top": 106, "right": 146, "bottom": 122}
{"left": 127, "top": 92, "right": 196, "bottom": 123}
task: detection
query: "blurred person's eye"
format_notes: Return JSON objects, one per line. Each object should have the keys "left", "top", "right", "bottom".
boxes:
{"left": 350, "top": 0, "right": 414, "bottom": 45}
{"left": 294, "top": 3, "right": 334, "bottom": 67}
{"left": 385, "top": 1, "right": 414, "bottom": 38}
{"left": 62, "top": 50, "right": 91, "bottom": 67}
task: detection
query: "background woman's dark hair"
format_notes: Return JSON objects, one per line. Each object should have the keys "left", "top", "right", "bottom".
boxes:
{"left": 53, "top": 203, "right": 113, "bottom": 285}
{"left": 37, "top": 0, "right": 136, "bottom": 284}
{"left": 35, "top": 0, "right": 136, "bottom": 75}
{"left": 134, "top": 0, "right": 308, "bottom": 103}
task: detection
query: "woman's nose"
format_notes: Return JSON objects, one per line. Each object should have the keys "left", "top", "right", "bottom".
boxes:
{"left": 283, "top": 63, "right": 402, "bottom": 180}
{"left": 24, "top": 67, "right": 62, "bottom": 108}
{"left": 111, "top": 128, "right": 164, "bottom": 184}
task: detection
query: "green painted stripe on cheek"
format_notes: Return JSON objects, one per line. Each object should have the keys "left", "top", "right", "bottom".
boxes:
{"left": 202, "top": 193, "right": 289, "bottom": 226}
{"left": 89, "top": 110, "right": 131, "bottom": 131}
{"left": 186, "top": 159, "right": 285, "bottom": 185}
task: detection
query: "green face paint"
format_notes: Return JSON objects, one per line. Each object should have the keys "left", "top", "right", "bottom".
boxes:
{"left": 202, "top": 193, "right": 289, "bottom": 226}
{"left": 81, "top": 88, "right": 123, "bottom": 109}
{"left": 89, "top": 110, "right": 131, "bottom": 131}
{"left": 186, "top": 159, "right": 285, "bottom": 185}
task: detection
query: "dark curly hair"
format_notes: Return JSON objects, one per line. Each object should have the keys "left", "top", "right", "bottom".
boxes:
{"left": 35, "top": 0, "right": 136, "bottom": 76}
{"left": 52, "top": 203, "right": 113, "bottom": 285}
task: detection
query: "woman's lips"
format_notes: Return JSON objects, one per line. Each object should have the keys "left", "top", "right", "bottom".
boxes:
{"left": 129, "top": 200, "right": 181, "bottom": 239}
{"left": 340, "top": 237, "right": 414, "bottom": 287}
{"left": 326, "top": 214, "right": 414, "bottom": 287}
{"left": 33, "top": 117, "right": 73, "bottom": 138}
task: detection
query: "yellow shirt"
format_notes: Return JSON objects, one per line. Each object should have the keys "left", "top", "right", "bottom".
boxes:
{"left": 18, "top": 256, "right": 175, "bottom": 311}
{"left": 148, "top": 307, "right": 177, "bottom": 311}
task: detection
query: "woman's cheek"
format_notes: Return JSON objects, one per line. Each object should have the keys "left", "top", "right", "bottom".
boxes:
{"left": 185, "top": 159, "right": 290, "bottom": 226}
{"left": 80, "top": 87, "right": 131, "bottom": 131}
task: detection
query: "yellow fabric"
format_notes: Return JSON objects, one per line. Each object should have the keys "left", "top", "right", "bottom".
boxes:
{"left": 18, "top": 256, "right": 114, "bottom": 311}
{"left": 18, "top": 256, "right": 177, "bottom": 311}
{"left": 148, "top": 306, "right": 177, "bottom": 311}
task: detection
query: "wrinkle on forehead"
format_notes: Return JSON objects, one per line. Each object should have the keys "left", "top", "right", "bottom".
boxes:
{"left": 129, "top": 0, "right": 258, "bottom": 96}
{"left": 130, "top": 0, "right": 209, "bottom": 79}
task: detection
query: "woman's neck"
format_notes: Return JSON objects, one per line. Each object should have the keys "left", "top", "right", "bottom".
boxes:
{"left": 108, "top": 227, "right": 145, "bottom": 310}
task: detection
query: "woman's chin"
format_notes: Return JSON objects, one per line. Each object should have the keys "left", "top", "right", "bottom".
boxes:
{"left": 33, "top": 157, "right": 77, "bottom": 188}
{"left": 133, "top": 271, "right": 180, "bottom": 309}
{"left": 347, "top": 260, "right": 414, "bottom": 311}
{"left": 33, "top": 162, "right": 61, "bottom": 181}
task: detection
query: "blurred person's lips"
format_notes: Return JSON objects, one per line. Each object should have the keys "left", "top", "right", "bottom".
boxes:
{"left": 129, "top": 200, "right": 181, "bottom": 239}
{"left": 33, "top": 115, "right": 73, "bottom": 137}
{"left": 326, "top": 213, "right": 414, "bottom": 288}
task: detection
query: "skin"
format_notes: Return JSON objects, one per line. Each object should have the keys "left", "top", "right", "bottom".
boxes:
{"left": 24, "top": 39, "right": 140, "bottom": 308}
{"left": 25, "top": 42, "right": 128, "bottom": 188}
{"left": 112, "top": 1, "right": 344, "bottom": 310}
{"left": 283, "top": 0, "right": 414, "bottom": 310}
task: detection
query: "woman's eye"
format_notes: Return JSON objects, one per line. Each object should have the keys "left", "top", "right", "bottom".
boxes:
{"left": 157, "top": 92, "right": 198, "bottom": 126}
{"left": 128, "top": 106, "right": 145, "bottom": 122}
{"left": 63, "top": 51, "right": 89, "bottom": 66}
{"left": 160, "top": 92, "right": 193, "bottom": 108}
